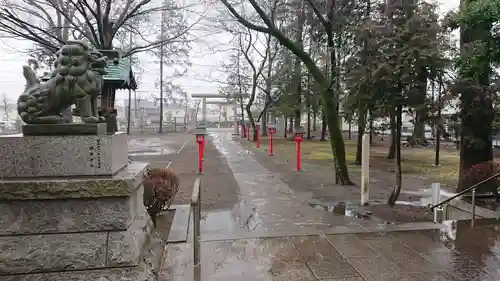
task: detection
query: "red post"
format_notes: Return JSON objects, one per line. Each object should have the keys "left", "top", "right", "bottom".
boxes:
{"left": 240, "top": 125, "right": 244, "bottom": 138}
{"left": 269, "top": 133, "right": 274, "bottom": 155}
{"left": 196, "top": 135, "right": 204, "bottom": 174}
{"left": 268, "top": 126, "right": 275, "bottom": 156}
{"left": 295, "top": 132, "right": 303, "bottom": 171}
{"left": 247, "top": 126, "right": 250, "bottom": 141}
{"left": 201, "top": 135, "right": 205, "bottom": 159}
{"left": 255, "top": 125, "right": 260, "bottom": 148}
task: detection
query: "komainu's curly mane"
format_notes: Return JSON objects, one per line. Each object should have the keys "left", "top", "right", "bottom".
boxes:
{"left": 17, "top": 40, "right": 107, "bottom": 124}
{"left": 142, "top": 167, "right": 180, "bottom": 227}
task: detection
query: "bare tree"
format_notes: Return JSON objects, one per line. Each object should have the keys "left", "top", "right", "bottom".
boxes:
{"left": 0, "top": 0, "right": 200, "bottom": 62}
{"left": 238, "top": 29, "right": 268, "bottom": 141}
{"left": 219, "top": 0, "right": 353, "bottom": 184}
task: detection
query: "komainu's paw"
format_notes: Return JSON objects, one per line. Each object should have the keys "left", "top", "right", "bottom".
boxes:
{"left": 82, "top": 116, "right": 100, "bottom": 123}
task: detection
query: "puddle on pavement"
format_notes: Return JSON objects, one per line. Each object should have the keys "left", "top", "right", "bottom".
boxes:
{"left": 308, "top": 201, "right": 391, "bottom": 224}
{"left": 309, "top": 187, "right": 500, "bottom": 224}
{"left": 128, "top": 137, "right": 176, "bottom": 156}
{"left": 307, "top": 188, "right": 452, "bottom": 224}
{"left": 202, "top": 201, "right": 264, "bottom": 233}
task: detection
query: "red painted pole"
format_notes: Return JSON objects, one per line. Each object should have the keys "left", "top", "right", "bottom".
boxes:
{"left": 240, "top": 125, "right": 244, "bottom": 137}
{"left": 269, "top": 133, "right": 274, "bottom": 156}
{"left": 256, "top": 127, "right": 260, "bottom": 148}
{"left": 201, "top": 136, "right": 205, "bottom": 159}
{"left": 296, "top": 139, "right": 301, "bottom": 171}
{"left": 197, "top": 139, "right": 203, "bottom": 174}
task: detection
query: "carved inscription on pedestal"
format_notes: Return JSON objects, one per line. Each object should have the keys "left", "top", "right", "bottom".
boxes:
{"left": 89, "top": 139, "right": 102, "bottom": 169}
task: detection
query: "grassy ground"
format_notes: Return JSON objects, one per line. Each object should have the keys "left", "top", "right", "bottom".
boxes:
{"left": 257, "top": 135, "right": 459, "bottom": 188}
{"left": 239, "top": 134, "right": 439, "bottom": 223}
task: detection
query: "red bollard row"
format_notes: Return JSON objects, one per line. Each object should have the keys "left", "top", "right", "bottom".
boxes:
{"left": 251, "top": 123, "right": 304, "bottom": 172}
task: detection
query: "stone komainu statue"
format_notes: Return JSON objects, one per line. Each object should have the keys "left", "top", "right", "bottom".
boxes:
{"left": 17, "top": 40, "right": 107, "bottom": 124}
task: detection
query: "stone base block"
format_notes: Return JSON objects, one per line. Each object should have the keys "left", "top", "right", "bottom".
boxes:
{"left": 0, "top": 162, "right": 154, "bottom": 275}
{"left": 22, "top": 123, "right": 107, "bottom": 136}
{"left": 3, "top": 232, "right": 164, "bottom": 281}
{"left": 0, "top": 132, "right": 128, "bottom": 178}
{"left": 0, "top": 209, "right": 152, "bottom": 275}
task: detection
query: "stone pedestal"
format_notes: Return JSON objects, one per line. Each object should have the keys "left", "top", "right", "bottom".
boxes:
{"left": 22, "top": 123, "right": 107, "bottom": 136}
{"left": 0, "top": 162, "right": 161, "bottom": 280}
{"left": 0, "top": 132, "right": 128, "bottom": 178}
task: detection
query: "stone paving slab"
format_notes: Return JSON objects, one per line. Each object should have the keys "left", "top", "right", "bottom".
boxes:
{"left": 161, "top": 223, "right": 500, "bottom": 281}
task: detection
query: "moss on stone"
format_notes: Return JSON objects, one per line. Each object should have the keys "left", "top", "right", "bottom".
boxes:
{"left": 0, "top": 162, "right": 147, "bottom": 200}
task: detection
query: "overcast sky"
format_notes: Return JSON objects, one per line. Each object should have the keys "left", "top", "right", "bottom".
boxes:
{"left": 0, "top": 0, "right": 460, "bottom": 106}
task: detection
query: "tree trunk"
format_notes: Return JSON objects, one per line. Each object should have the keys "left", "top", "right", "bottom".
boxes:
{"left": 388, "top": 104, "right": 403, "bottom": 206}
{"left": 284, "top": 116, "right": 288, "bottom": 138}
{"left": 411, "top": 66, "right": 428, "bottom": 145}
{"left": 240, "top": 99, "right": 246, "bottom": 138}
{"left": 412, "top": 112, "right": 426, "bottom": 145}
{"left": 246, "top": 105, "right": 257, "bottom": 141}
{"left": 388, "top": 111, "right": 396, "bottom": 159}
{"left": 261, "top": 109, "right": 268, "bottom": 137}
{"left": 261, "top": 37, "right": 274, "bottom": 138}
{"left": 435, "top": 76, "right": 442, "bottom": 166}
{"left": 320, "top": 111, "right": 327, "bottom": 141}
{"left": 355, "top": 106, "right": 366, "bottom": 165}
{"left": 313, "top": 109, "right": 317, "bottom": 131}
{"left": 307, "top": 102, "right": 312, "bottom": 139}
{"left": 323, "top": 87, "right": 353, "bottom": 184}
{"left": 369, "top": 113, "right": 373, "bottom": 145}
{"left": 293, "top": 0, "right": 304, "bottom": 133}
{"left": 348, "top": 121, "right": 351, "bottom": 140}
{"left": 457, "top": 0, "right": 493, "bottom": 192}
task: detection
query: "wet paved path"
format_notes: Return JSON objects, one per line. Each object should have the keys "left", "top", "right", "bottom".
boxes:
{"left": 161, "top": 131, "right": 497, "bottom": 281}
{"left": 191, "top": 132, "right": 444, "bottom": 241}
{"left": 161, "top": 219, "right": 500, "bottom": 281}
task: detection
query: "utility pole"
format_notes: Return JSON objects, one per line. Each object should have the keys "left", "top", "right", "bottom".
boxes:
{"left": 159, "top": 5, "right": 165, "bottom": 133}
{"left": 127, "top": 30, "right": 133, "bottom": 135}
{"left": 2, "top": 94, "right": 8, "bottom": 123}
{"left": 134, "top": 90, "right": 138, "bottom": 118}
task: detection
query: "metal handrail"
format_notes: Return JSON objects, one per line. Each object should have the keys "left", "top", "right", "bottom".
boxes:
{"left": 429, "top": 172, "right": 500, "bottom": 210}
{"left": 191, "top": 178, "right": 201, "bottom": 281}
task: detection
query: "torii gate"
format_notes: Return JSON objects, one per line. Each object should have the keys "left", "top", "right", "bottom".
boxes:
{"left": 191, "top": 93, "right": 239, "bottom": 134}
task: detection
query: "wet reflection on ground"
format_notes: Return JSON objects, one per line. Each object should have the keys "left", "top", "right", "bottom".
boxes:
{"left": 128, "top": 137, "right": 176, "bottom": 156}
{"left": 194, "top": 133, "right": 374, "bottom": 241}
{"left": 161, "top": 218, "right": 500, "bottom": 281}
{"left": 161, "top": 132, "right": 500, "bottom": 280}
{"left": 184, "top": 133, "right": 453, "bottom": 241}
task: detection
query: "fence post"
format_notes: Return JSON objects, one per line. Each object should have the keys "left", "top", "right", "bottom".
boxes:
{"left": 191, "top": 178, "right": 201, "bottom": 280}
{"left": 431, "top": 183, "right": 441, "bottom": 222}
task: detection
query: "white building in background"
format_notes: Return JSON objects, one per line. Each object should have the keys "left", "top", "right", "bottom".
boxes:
{"left": 122, "top": 99, "right": 192, "bottom": 125}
